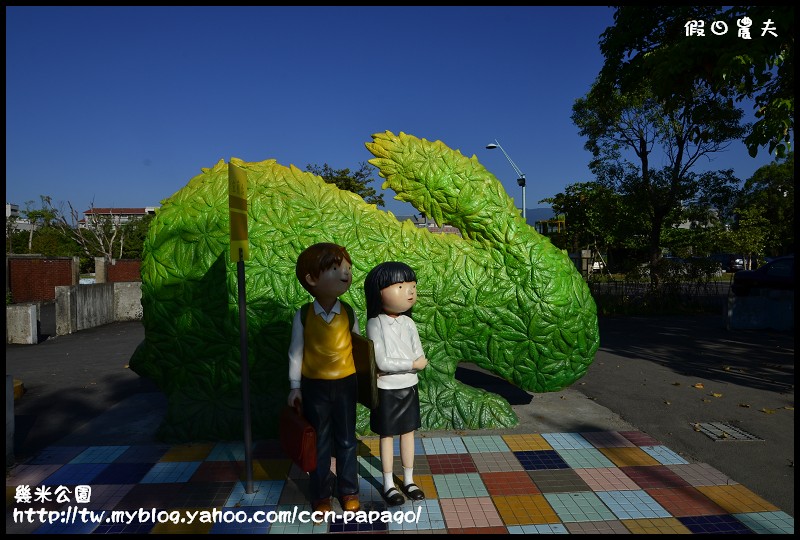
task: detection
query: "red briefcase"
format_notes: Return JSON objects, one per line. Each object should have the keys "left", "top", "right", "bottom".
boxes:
{"left": 279, "top": 404, "right": 317, "bottom": 473}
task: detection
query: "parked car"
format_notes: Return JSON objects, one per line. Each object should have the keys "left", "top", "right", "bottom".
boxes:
{"left": 709, "top": 253, "right": 745, "bottom": 273}
{"left": 731, "top": 254, "right": 794, "bottom": 297}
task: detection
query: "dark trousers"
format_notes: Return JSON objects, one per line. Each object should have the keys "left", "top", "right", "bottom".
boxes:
{"left": 301, "top": 374, "right": 359, "bottom": 501}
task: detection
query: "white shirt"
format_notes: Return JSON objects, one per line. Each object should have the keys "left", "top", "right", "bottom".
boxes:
{"left": 287, "top": 299, "right": 360, "bottom": 389}
{"left": 366, "top": 314, "right": 424, "bottom": 390}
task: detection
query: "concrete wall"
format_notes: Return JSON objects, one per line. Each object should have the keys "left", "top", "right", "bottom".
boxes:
{"left": 56, "top": 283, "right": 115, "bottom": 335}
{"left": 6, "top": 304, "right": 38, "bottom": 345}
{"left": 114, "top": 282, "right": 143, "bottom": 321}
{"left": 8, "top": 282, "right": 143, "bottom": 343}
{"left": 726, "top": 289, "right": 794, "bottom": 331}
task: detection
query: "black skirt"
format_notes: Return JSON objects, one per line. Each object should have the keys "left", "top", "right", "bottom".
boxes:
{"left": 370, "top": 385, "right": 421, "bottom": 436}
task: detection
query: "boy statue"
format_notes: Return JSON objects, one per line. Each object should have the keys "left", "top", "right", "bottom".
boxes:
{"left": 287, "top": 242, "right": 360, "bottom": 514}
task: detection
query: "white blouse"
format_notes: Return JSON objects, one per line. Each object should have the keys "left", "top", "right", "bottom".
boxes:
{"left": 366, "top": 314, "right": 424, "bottom": 390}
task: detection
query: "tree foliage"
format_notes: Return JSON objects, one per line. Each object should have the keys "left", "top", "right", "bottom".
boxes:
{"left": 43, "top": 200, "right": 126, "bottom": 263}
{"left": 21, "top": 196, "right": 58, "bottom": 252}
{"left": 722, "top": 206, "right": 770, "bottom": 269}
{"left": 572, "top": 81, "right": 746, "bottom": 285}
{"left": 597, "top": 6, "right": 794, "bottom": 158}
{"left": 305, "top": 162, "right": 385, "bottom": 207}
{"left": 8, "top": 196, "right": 155, "bottom": 272}
{"left": 737, "top": 151, "right": 794, "bottom": 256}
{"left": 539, "top": 181, "right": 644, "bottom": 255}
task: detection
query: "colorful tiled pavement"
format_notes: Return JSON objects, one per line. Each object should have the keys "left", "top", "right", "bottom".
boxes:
{"left": 6, "top": 431, "right": 794, "bottom": 534}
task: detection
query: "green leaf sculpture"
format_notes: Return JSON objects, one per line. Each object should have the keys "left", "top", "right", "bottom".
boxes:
{"left": 129, "top": 131, "right": 599, "bottom": 442}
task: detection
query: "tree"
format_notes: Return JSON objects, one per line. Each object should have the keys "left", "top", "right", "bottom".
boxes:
{"left": 737, "top": 151, "right": 794, "bottom": 256}
{"left": 42, "top": 199, "right": 127, "bottom": 264}
{"left": 722, "top": 206, "right": 770, "bottom": 269}
{"left": 597, "top": 6, "right": 794, "bottom": 158}
{"left": 119, "top": 214, "right": 154, "bottom": 260}
{"left": 30, "top": 226, "right": 81, "bottom": 258}
{"left": 572, "top": 82, "right": 747, "bottom": 286}
{"left": 5, "top": 213, "right": 19, "bottom": 254}
{"left": 21, "top": 196, "right": 58, "bottom": 252}
{"left": 305, "top": 162, "right": 385, "bottom": 207}
{"left": 539, "top": 181, "right": 636, "bottom": 255}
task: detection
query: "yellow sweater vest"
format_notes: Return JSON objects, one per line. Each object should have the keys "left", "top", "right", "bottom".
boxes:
{"left": 301, "top": 308, "right": 356, "bottom": 380}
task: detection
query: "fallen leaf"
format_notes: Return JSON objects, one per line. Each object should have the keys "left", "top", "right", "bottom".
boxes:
{"left": 671, "top": 382, "right": 681, "bottom": 386}
{"left": 761, "top": 408, "right": 776, "bottom": 414}
{"left": 719, "top": 431, "right": 730, "bottom": 439}
{"left": 711, "top": 392, "right": 723, "bottom": 398}
{"left": 701, "top": 398, "right": 711, "bottom": 403}
{"left": 692, "top": 423, "right": 702, "bottom": 431}
{"left": 664, "top": 401, "right": 671, "bottom": 405}
{"left": 722, "top": 365, "right": 731, "bottom": 371}
{"left": 783, "top": 405, "right": 794, "bottom": 410}
{"left": 738, "top": 403, "right": 751, "bottom": 408}
{"left": 693, "top": 383, "right": 704, "bottom": 389}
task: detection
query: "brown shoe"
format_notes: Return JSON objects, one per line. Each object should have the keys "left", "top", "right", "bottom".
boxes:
{"left": 311, "top": 497, "right": 332, "bottom": 520}
{"left": 340, "top": 494, "right": 360, "bottom": 512}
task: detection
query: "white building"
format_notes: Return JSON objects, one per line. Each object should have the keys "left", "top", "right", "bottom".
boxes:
{"left": 5, "top": 203, "right": 33, "bottom": 231}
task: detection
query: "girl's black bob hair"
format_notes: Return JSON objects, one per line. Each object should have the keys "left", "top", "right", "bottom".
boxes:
{"left": 364, "top": 261, "right": 417, "bottom": 319}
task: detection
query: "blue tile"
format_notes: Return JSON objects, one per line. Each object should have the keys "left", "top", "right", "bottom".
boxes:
{"left": 514, "top": 450, "right": 570, "bottom": 471}
{"left": 40, "top": 463, "right": 110, "bottom": 486}
{"left": 678, "top": 514, "right": 754, "bottom": 534}
{"left": 140, "top": 461, "right": 201, "bottom": 483}
{"left": 69, "top": 446, "right": 129, "bottom": 464}
{"left": 421, "top": 437, "right": 468, "bottom": 455}
{"left": 595, "top": 490, "right": 671, "bottom": 520}
{"left": 543, "top": 433, "right": 593, "bottom": 450}
{"left": 732, "top": 512, "right": 794, "bottom": 534}
{"left": 640, "top": 445, "right": 689, "bottom": 465}
{"left": 91, "top": 462, "right": 154, "bottom": 484}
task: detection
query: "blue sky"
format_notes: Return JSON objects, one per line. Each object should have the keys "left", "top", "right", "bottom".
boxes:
{"left": 6, "top": 6, "right": 781, "bottom": 219}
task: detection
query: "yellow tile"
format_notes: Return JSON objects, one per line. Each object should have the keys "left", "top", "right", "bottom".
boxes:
{"left": 159, "top": 443, "right": 215, "bottom": 462}
{"left": 502, "top": 434, "right": 552, "bottom": 452}
{"left": 598, "top": 447, "right": 660, "bottom": 467}
{"left": 248, "top": 459, "right": 291, "bottom": 480}
{"left": 358, "top": 437, "right": 381, "bottom": 457}
{"left": 696, "top": 484, "right": 779, "bottom": 514}
{"left": 623, "top": 517, "right": 693, "bottom": 534}
{"left": 411, "top": 474, "right": 437, "bottom": 500}
{"left": 492, "top": 494, "right": 560, "bottom": 525}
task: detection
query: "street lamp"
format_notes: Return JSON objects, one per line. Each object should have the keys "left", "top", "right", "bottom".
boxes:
{"left": 485, "top": 139, "right": 526, "bottom": 220}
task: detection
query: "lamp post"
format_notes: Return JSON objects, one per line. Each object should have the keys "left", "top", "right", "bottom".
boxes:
{"left": 485, "top": 139, "right": 526, "bottom": 220}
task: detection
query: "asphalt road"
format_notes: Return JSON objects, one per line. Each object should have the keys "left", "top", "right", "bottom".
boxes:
{"left": 578, "top": 314, "right": 794, "bottom": 517}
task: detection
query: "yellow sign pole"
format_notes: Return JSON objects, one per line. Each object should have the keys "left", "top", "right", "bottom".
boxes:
{"left": 228, "top": 160, "right": 253, "bottom": 494}
{"left": 228, "top": 161, "right": 250, "bottom": 262}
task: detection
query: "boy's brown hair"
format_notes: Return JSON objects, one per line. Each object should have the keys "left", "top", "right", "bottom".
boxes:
{"left": 295, "top": 242, "right": 352, "bottom": 294}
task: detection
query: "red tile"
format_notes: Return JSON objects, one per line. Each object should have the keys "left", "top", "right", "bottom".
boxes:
{"left": 427, "top": 454, "right": 477, "bottom": 474}
{"left": 481, "top": 471, "right": 540, "bottom": 496}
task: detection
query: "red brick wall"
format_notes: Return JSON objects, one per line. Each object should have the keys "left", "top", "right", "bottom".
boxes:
{"left": 107, "top": 260, "right": 141, "bottom": 282}
{"left": 7, "top": 257, "right": 74, "bottom": 302}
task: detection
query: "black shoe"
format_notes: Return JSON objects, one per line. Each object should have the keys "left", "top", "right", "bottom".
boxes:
{"left": 401, "top": 483, "right": 425, "bottom": 501}
{"left": 381, "top": 487, "right": 405, "bottom": 506}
